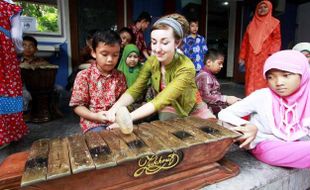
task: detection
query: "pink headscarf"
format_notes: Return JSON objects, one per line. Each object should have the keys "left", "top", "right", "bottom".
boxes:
{"left": 263, "top": 50, "right": 310, "bottom": 140}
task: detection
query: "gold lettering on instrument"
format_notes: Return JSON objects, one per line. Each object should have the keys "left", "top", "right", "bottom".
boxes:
{"left": 133, "top": 152, "right": 180, "bottom": 177}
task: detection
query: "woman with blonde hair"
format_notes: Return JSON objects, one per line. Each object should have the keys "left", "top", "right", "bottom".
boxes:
{"left": 105, "top": 13, "right": 214, "bottom": 126}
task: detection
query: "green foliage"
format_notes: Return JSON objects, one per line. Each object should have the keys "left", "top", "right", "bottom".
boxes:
{"left": 17, "top": 2, "right": 59, "bottom": 33}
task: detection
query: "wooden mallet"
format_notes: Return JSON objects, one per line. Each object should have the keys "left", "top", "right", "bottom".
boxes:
{"left": 115, "top": 106, "right": 133, "bottom": 134}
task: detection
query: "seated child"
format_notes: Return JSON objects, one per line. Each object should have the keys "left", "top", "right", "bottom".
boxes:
{"left": 79, "top": 29, "right": 98, "bottom": 64}
{"left": 196, "top": 49, "right": 240, "bottom": 115}
{"left": 118, "top": 27, "right": 135, "bottom": 66}
{"left": 117, "top": 44, "right": 142, "bottom": 88}
{"left": 218, "top": 50, "right": 310, "bottom": 169}
{"left": 69, "top": 30, "right": 127, "bottom": 133}
{"left": 117, "top": 44, "right": 153, "bottom": 113}
{"left": 21, "top": 35, "right": 51, "bottom": 66}
{"left": 20, "top": 35, "right": 61, "bottom": 119}
{"left": 119, "top": 27, "right": 135, "bottom": 50}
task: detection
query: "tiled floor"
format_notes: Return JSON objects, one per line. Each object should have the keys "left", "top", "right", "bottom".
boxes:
{"left": 0, "top": 79, "right": 245, "bottom": 164}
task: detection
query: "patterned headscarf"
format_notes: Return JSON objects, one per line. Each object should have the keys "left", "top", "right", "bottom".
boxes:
{"left": 263, "top": 50, "right": 310, "bottom": 140}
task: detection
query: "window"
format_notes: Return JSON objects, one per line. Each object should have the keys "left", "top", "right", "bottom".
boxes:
{"left": 15, "top": 0, "right": 63, "bottom": 36}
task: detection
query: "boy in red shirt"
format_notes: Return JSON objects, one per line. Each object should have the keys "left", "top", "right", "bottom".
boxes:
{"left": 69, "top": 30, "right": 127, "bottom": 133}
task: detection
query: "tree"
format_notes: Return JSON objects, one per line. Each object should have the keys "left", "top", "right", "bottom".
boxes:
{"left": 17, "top": 2, "right": 59, "bottom": 33}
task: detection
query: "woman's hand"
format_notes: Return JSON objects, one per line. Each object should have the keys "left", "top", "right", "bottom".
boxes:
{"left": 232, "top": 124, "right": 258, "bottom": 149}
{"left": 104, "top": 93, "right": 135, "bottom": 122}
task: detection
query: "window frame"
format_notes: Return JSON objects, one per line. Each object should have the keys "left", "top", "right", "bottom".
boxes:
{"left": 18, "top": 0, "right": 64, "bottom": 37}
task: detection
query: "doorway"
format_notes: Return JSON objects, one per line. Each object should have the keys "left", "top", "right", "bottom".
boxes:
{"left": 207, "top": 0, "right": 231, "bottom": 79}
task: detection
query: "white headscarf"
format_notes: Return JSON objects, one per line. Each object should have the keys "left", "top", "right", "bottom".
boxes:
{"left": 292, "top": 42, "right": 310, "bottom": 53}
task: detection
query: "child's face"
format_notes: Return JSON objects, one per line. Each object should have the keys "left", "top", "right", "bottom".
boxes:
{"left": 141, "top": 20, "right": 150, "bottom": 31}
{"left": 301, "top": 50, "right": 310, "bottom": 64}
{"left": 22, "top": 40, "right": 37, "bottom": 57}
{"left": 266, "top": 69, "right": 301, "bottom": 97}
{"left": 151, "top": 27, "right": 177, "bottom": 65}
{"left": 91, "top": 42, "right": 120, "bottom": 75}
{"left": 189, "top": 22, "right": 198, "bottom": 35}
{"left": 120, "top": 32, "right": 132, "bottom": 48}
{"left": 257, "top": 2, "right": 269, "bottom": 16}
{"left": 206, "top": 56, "right": 224, "bottom": 74}
{"left": 126, "top": 52, "right": 139, "bottom": 68}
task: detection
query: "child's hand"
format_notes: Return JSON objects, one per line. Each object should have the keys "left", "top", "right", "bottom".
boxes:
{"left": 95, "top": 111, "right": 108, "bottom": 123}
{"left": 106, "top": 123, "right": 120, "bottom": 130}
{"left": 103, "top": 109, "right": 117, "bottom": 123}
{"left": 232, "top": 124, "right": 258, "bottom": 149}
{"left": 226, "top": 96, "right": 241, "bottom": 105}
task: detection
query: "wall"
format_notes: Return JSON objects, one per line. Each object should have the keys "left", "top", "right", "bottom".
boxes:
{"left": 278, "top": 1, "right": 297, "bottom": 49}
{"left": 77, "top": 0, "right": 118, "bottom": 49}
{"left": 295, "top": 2, "right": 310, "bottom": 43}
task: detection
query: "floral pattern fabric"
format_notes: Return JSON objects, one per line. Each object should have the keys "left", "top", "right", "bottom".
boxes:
{"left": 69, "top": 63, "right": 127, "bottom": 133}
{"left": 129, "top": 24, "right": 147, "bottom": 61}
{"left": 0, "top": 1, "right": 28, "bottom": 146}
{"left": 182, "top": 34, "right": 208, "bottom": 72}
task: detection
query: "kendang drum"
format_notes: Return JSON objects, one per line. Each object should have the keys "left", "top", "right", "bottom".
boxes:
{"left": 20, "top": 62, "right": 59, "bottom": 123}
{"left": 0, "top": 117, "right": 241, "bottom": 190}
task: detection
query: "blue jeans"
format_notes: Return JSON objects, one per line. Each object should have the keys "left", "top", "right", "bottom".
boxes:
{"left": 87, "top": 126, "right": 107, "bottom": 133}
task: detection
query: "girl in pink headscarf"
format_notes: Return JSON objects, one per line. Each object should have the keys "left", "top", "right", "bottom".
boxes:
{"left": 219, "top": 50, "right": 310, "bottom": 168}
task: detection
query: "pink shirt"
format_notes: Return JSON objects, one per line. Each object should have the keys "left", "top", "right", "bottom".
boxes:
{"left": 69, "top": 63, "right": 127, "bottom": 133}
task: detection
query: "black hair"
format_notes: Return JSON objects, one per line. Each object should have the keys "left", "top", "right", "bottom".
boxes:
{"left": 205, "top": 48, "right": 225, "bottom": 62}
{"left": 119, "top": 27, "right": 136, "bottom": 43}
{"left": 86, "top": 29, "right": 99, "bottom": 41}
{"left": 23, "top": 35, "right": 38, "bottom": 47}
{"left": 92, "top": 30, "right": 121, "bottom": 50}
{"left": 188, "top": 17, "right": 199, "bottom": 25}
{"left": 135, "top": 11, "right": 152, "bottom": 23}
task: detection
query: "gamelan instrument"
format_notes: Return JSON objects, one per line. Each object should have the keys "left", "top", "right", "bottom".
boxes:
{"left": 0, "top": 117, "right": 241, "bottom": 190}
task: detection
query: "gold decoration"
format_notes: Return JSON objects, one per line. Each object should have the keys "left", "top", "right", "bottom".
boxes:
{"left": 134, "top": 152, "right": 180, "bottom": 177}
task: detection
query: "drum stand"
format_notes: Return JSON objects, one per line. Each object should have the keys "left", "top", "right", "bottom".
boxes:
{"left": 21, "top": 68, "right": 58, "bottom": 123}
{"left": 30, "top": 90, "right": 52, "bottom": 123}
